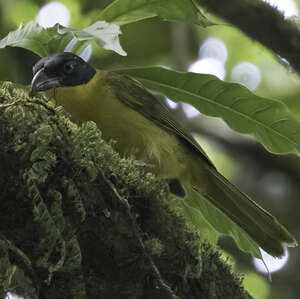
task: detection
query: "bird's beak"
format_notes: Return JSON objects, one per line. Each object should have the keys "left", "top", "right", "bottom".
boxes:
{"left": 30, "top": 68, "right": 62, "bottom": 96}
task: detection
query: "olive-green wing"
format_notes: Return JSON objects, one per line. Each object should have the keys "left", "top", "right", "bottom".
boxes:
{"left": 106, "top": 71, "right": 215, "bottom": 169}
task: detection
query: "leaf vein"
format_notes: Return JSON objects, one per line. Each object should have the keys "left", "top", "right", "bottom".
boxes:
{"left": 138, "top": 77, "right": 300, "bottom": 150}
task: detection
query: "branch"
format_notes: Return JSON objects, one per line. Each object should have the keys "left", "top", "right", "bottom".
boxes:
{"left": 0, "top": 82, "right": 252, "bottom": 299}
{"left": 197, "top": 0, "right": 300, "bottom": 73}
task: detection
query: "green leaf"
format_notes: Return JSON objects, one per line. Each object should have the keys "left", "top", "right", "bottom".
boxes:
{"left": 57, "top": 21, "right": 126, "bottom": 56}
{"left": 97, "top": 0, "right": 213, "bottom": 26}
{"left": 168, "top": 183, "right": 261, "bottom": 258}
{"left": 0, "top": 20, "right": 126, "bottom": 57}
{"left": 117, "top": 67, "right": 300, "bottom": 155}
{"left": 168, "top": 193, "right": 220, "bottom": 245}
{"left": 183, "top": 187, "right": 262, "bottom": 258}
{"left": 179, "top": 200, "right": 220, "bottom": 245}
{"left": 0, "top": 22, "right": 51, "bottom": 57}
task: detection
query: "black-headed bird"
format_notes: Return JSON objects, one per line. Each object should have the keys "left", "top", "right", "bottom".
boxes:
{"left": 31, "top": 52, "right": 297, "bottom": 257}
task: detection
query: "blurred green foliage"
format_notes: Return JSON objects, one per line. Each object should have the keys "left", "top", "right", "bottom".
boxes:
{"left": 243, "top": 272, "right": 270, "bottom": 299}
{"left": 200, "top": 18, "right": 300, "bottom": 120}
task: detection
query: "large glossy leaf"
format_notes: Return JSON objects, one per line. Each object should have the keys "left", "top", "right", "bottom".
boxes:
{"left": 117, "top": 67, "right": 300, "bottom": 155}
{"left": 97, "top": 0, "right": 213, "bottom": 26}
{"left": 0, "top": 21, "right": 126, "bottom": 57}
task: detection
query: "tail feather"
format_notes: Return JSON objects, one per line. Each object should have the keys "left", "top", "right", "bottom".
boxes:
{"left": 195, "top": 167, "right": 297, "bottom": 257}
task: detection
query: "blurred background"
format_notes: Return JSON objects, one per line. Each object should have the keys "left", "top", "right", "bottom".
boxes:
{"left": 1, "top": 0, "right": 300, "bottom": 298}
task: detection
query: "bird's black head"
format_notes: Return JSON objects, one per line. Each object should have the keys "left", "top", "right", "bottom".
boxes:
{"left": 31, "top": 52, "right": 96, "bottom": 94}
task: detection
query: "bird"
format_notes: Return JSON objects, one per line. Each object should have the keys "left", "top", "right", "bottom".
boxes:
{"left": 31, "top": 52, "right": 297, "bottom": 257}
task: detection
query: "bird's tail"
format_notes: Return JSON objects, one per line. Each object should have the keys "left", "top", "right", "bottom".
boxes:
{"left": 193, "top": 166, "right": 297, "bottom": 257}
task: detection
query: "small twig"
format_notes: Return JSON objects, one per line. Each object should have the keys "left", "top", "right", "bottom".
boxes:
{"left": 0, "top": 233, "right": 39, "bottom": 295}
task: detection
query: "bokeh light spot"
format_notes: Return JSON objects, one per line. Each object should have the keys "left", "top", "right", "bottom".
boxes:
{"left": 166, "top": 98, "right": 178, "bottom": 109}
{"left": 6, "top": 293, "right": 23, "bottom": 299}
{"left": 199, "top": 37, "right": 228, "bottom": 63}
{"left": 64, "top": 37, "right": 78, "bottom": 52}
{"left": 79, "top": 44, "right": 93, "bottom": 62}
{"left": 188, "top": 58, "right": 226, "bottom": 80}
{"left": 36, "top": 2, "right": 71, "bottom": 28}
{"left": 231, "top": 62, "right": 261, "bottom": 90}
{"left": 182, "top": 103, "right": 201, "bottom": 118}
{"left": 253, "top": 248, "right": 289, "bottom": 274}
{"left": 259, "top": 171, "right": 291, "bottom": 199}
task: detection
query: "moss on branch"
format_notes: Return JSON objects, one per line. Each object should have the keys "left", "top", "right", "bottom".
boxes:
{"left": 0, "top": 82, "right": 252, "bottom": 299}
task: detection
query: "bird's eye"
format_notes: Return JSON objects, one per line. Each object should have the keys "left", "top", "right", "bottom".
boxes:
{"left": 63, "top": 61, "right": 75, "bottom": 74}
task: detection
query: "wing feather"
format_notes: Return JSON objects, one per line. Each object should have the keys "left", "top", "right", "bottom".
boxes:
{"left": 107, "top": 72, "right": 215, "bottom": 169}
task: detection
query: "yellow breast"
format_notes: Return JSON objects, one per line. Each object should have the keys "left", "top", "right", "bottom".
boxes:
{"left": 47, "top": 70, "right": 189, "bottom": 180}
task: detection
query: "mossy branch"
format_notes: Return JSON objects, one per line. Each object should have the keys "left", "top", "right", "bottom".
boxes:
{"left": 0, "top": 82, "right": 251, "bottom": 299}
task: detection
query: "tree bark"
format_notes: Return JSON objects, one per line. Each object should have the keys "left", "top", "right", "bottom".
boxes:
{"left": 0, "top": 82, "right": 252, "bottom": 299}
